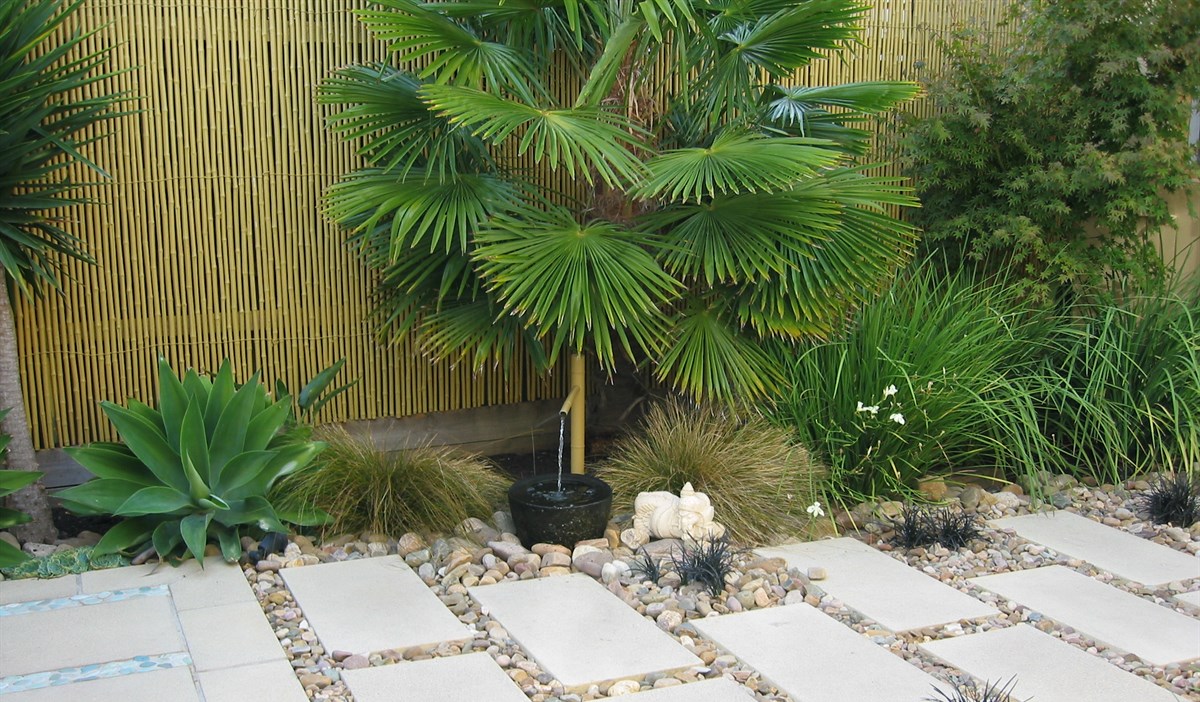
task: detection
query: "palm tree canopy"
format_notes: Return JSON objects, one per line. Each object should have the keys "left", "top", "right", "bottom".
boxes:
{"left": 323, "top": 0, "right": 920, "bottom": 400}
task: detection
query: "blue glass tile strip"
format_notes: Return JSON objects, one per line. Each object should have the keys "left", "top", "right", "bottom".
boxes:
{"left": 0, "top": 584, "right": 169, "bottom": 618}
{"left": 0, "top": 652, "right": 193, "bottom": 694}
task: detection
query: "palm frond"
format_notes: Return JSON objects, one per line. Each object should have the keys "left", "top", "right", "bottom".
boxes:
{"left": 715, "top": 0, "right": 866, "bottom": 77}
{"left": 419, "top": 298, "right": 551, "bottom": 372}
{"left": 421, "top": 85, "right": 648, "bottom": 186}
{"left": 357, "top": 0, "right": 541, "bottom": 100}
{"left": 473, "top": 204, "right": 679, "bottom": 368}
{"left": 369, "top": 247, "right": 481, "bottom": 343}
{"left": 765, "top": 82, "right": 919, "bottom": 144}
{"left": 324, "top": 168, "right": 516, "bottom": 255}
{"left": 634, "top": 132, "right": 841, "bottom": 203}
{"left": 318, "top": 64, "right": 491, "bottom": 181}
{"left": 431, "top": 0, "right": 610, "bottom": 59}
{"left": 656, "top": 298, "right": 784, "bottom": 401}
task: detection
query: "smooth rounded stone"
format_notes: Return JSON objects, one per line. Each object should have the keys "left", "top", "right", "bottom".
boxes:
{"left": 640, "top": 538, "right": 683, "bottom": 558}
{"left": 488, "top": 540, "right": 530, "bottom": 561}
{"left": 602, "top": 560, "right": 631, "bottom": 583}
{"left": 725, "top": 595, "right": 742, "bottom": 612}
{"left": 606, "top": 680, "right": 641, "bottom": 696}
{"left": 540, "top": 551, "right": 572, "bottom": 568}
{"left": 299, "top": 673, "right": 332, "bottom": 688}
{"left": 397, "top": 533, "right": 427, "bottom": 557}
{"left": 919, "top": 479, "right": 949, "bottom": 501}
{"left": 656, "top": 609, "right": 684, "bottom": 631}
{"left": 959, "top": 486, "right": 984, "bottom": 510}
{"left": 430, "top": 538, "right": 453, "bottom": 563}
{"left": 366, "top": 542, "right": 389, "bottom": 558}
{"left": 575, "top": 537, "right": 609, "bottom": 551}
{"left": 539, "top": 565, "right": 572, "bottom": 577}
{"left": 573, "top": 550, "right": 613, "bottom": 578}
{"left": 492, "top": 510, "right": 516, "bottom": 534}
{"left": 531, "top": 543, "right": 571, "bottom": 557}
{"left": 417, "top": 562, "right": 435, "bottom": 581}
{"left": 752, "top": 587, "right": 771, "bottom": 608}
{"left": 404, "top": 549, "right": 430, "bottom": 567}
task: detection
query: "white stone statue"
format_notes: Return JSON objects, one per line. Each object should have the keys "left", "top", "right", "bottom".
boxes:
{"left": 625, "top": 482, "right": 726, "bottom": 548}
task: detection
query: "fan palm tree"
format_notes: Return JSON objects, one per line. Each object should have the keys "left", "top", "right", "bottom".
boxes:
{"left": 323, "top": 0, "right": 919, "bottom": 401}
{"left": 0, "top": 0, "right": 126, "bottom": 541}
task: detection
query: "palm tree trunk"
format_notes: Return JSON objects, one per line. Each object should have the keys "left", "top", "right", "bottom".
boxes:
{"left": 0, "top": 282, "right": 56, "bottom": 544}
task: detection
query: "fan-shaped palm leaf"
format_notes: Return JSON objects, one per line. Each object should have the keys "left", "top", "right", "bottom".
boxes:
{"left": 325, "top": 168, "right": 515, "bottom": 255}
{"left": 765, "top": 81, "right": 919, "bottom": 136}
{"left": 715, "top": 0, "right": 865, "bottom": 76}
{"left": 357, "top": 0, "right": 540, "bottom": 100}
{"left": 421, "top": 85, "right": 648, "bottom": 186}
{"left": 369, "top": 247, "right": 482, "bottom": 342}
{"left": 419, "top": 298, "right": 550, "bottom": 372}
{"left": 635, "top": 132, "right": 840, "bottom": 202}
{"left": 656, "top": 297, "right": 784, "bottom": 400}
{"left": 318, "top": 64, "right": 491, "bottom": 181}
{"left": 473, "top": 204, "right": 679, "bottom": 367}
{"left": 432, "top": 0, "right": 610, "bottom": 58}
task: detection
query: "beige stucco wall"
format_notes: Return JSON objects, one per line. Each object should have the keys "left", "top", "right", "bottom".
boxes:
{"left": 1160, "top": 185, "right": 1200, "bottom": 280}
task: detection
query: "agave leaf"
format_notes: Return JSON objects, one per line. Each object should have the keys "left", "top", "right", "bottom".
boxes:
{"left": 151, "top": 520, "right": 183, "bottom": 561}
{"left": 178, "top": 398, "right": 211, "bottom": 493}
{"left": 224, "top": 443, "right": 323, "bottom": 500}
{"left": 181, "top": 368, "right": 209, "bottom": 407}
{"left": 179, "top": 512, "right": 213, "bottom": 563}
{"left": 92, "top": 517, "right": 156, "bottom": 557}
{"left": 55, "top": 478, "right": 151, "bottom": 516}
{"left": 244, "top": 397, "right": 292, "bottom": 452}
{"left": 274, "top": 502, "right": 332, "bottom": 527}
{"left": 115, "top": 486, "right": 192, "bottom": 517}
{"left": 209, "top": 376, "right": 260, "bottom": 481}
{"left": 65, "top": 443, "right": 154, "bottom": 483}
{"left": 179, "top": 445, "right": 212, "bottom": 502}
{"left": 196, "top": 494, "right": 231, "bottom": 511}
{"left": 0, "top": 539, "right": 31, "bottom": 568}
{"left": 211, "top": 522, "right": 242, "bottom": 562}
{"left": 204, "top": 360, "right": 237, "bottom": 436}
{"left": 157, "top": 357, "right": 189, "bottom": 452}
{"left": 298, "top": 358, "right": 346, "bottom": 412}
{"left": 211, "top": 450, "right": 274, "bottom": 495}
{"left": 126, "top": 398, "right": 165, "bottom": 433}
{"left": 99, "top": 402, "right": 188, "bottom": 493}
{"left": 0, "top": 469, "right": 42, "bottom": 494}
{"left": 0, "top": 506, "right": 32, "bottom": 529}
{"left": 217, "top": 496, "right": 287, "bottom": 533}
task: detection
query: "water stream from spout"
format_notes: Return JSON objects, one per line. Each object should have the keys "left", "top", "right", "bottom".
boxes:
{"left": 557, "top": 414, "right": 565, "bottom": 492}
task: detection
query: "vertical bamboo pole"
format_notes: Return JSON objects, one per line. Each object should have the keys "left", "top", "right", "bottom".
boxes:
{"left": 570, "top": 353, "right": 585, "bottom": 475}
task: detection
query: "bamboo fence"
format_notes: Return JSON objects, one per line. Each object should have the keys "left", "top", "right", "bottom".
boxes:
{"left": 17, "top": 0, "right": 1024, "bottom": 448}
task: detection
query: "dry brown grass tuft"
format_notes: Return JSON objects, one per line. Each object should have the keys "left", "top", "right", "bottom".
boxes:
{"left": 271, "top": 426, "right": 509, "bottom": 537}
{"left": 596, "top": 399, "right": 824, "bottom": 545}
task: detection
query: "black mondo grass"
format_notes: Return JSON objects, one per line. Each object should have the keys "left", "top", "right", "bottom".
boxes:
{"left": 671, "top": 537, "right": 740, "bottom": 596}
{"left": 892, "top": 504, "right": 981, "bottom": 550}
{"left": 925, "top": 676, "right": 1019, "bottom": 702}
{"left": 1139, "top": 472, "right": 1200, "bottom": 527}
{"left": 628, "top": 547, "right": 665, "bottom": 583}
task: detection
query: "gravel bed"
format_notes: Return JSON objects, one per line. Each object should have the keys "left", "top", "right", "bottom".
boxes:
{"left": 243, "top": 472, "right": 1200, "bottom": 702}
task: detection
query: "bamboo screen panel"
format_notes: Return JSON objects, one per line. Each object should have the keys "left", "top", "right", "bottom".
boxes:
{"left": 18, "top": 0, "right": 1013, "bottom": 449}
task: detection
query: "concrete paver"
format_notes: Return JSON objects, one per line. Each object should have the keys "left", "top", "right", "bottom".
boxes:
{"left": 177, "top": 600, "right": 288, "bottom": 672}
{"left": 342, "top": 652, "right": 528, "bottom": 702}
{"left": 921, "top": 624, "right": 1183, "bottom": 702}
{"left": 623, "top": 678, "right": 755, "bottom": 700}
{"left": 1175, "top": 590, "right": 1200, "bottom": 610}
{"left": 280, "top": 556, "right": 471, "bottom": 655}
{"left": 971, "top": 565, "right": 1200, "bottom": 666}
{"left": 169, "top": 561, "right": 255, "bottom": 611}
{"left": 693, "top": 602, "right": 950, "bottom": 702}
{"left": 0, "top": 666, "right": 200, "bottom": 702}
{"left": 468, "top": 574, "right": 701, "bottom": 689}
{"left": 990, "top": 511, "right": 1199, "bottom": 586}
{"left": 0, "top": 575, "right": 77, "bottom": 605}
{"left": 0, "top": 595, "right": 185, "bottom": 677}
{"left": 757, "top": 538, "right": 996, "bottom": 631}
{"left": 197, "top": 660, "right": 309, "bottom": 702}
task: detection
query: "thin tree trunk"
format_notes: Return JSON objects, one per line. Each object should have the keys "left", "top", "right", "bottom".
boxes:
{"left": 0, "top": 282, "right": 56, "bottom": 544}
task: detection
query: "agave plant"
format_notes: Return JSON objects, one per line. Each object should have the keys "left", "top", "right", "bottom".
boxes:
{"left": 56, "top": 358, "right": 327, "bottom": 563}
{"left": 322, "top": 0, "right": 919, "bottom": 400}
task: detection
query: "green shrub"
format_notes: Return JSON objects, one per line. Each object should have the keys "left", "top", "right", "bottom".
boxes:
{"left": 596, "top": 399, "right": 823, "bottom": 545}
{"left": 767, "top": 267, "right": 1059, "bottom": 503}
{"left": 55, "top": 358, "right": 327, "bottom": 563}
{"left": 270, "top": 427, "right": 509, "bottom": 537}
{"left": 0, "top": 471, "right": 41, "bottom": 568}
{"left": 1035, "top": 284, "right": 1200, "bottom": 483}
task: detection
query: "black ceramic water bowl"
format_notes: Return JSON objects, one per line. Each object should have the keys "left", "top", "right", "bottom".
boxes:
{"left": 507, "top": 473, "right": 612, "bottom": 548}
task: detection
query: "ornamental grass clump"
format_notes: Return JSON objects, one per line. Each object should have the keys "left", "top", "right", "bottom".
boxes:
{"left": 925, "top": 676, "right": 1019, "bottom": 702}
{"left": 596, "top": 399, "right": 823, "bottom": 545}
{"left": 1139, "top": 472, "right": 1200, "bottom": 527}
{"left": 671, "top": 536, "right": 740, "bottom": 597}
{"left": 271, "top": 427, "right": 509, "bottom": 537}
{"left": 892, "top": 504, "right": 981, "bottom": 550}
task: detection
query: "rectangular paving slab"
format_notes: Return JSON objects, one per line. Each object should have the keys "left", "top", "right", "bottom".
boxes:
{"left": 280, "top": 556, "right": 471, "bottom": 655}
{"left": 693, "top": 603, "right": 950, "bottom": 702}
{"left": 468, "top": 574, "right": 700, "bottom": 688}
{"left": 756, "top": 538, "right": 996, "bottom": 631}
{"left": 970, "top": 565, "right": 1200, "bottom": 666}
{"left": 921, "top": 624, "right": 1183, "bottom": 702}
{"left": 343, "top": 652, "right": 529, "bottom": 702}
{"left": 990, "top": 511, "right": 1199, "bottom": 586}
{"left": 1175, "top": 590, "right": 1200, "bottom": 610}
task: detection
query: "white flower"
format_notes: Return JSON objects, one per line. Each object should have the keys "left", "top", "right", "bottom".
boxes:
{"left": 806, "top": 501, "right": 825, "bottom": 517}
{"left": 856, "top": 401, "right": 880, "bottom": 415}
{"left": 889, "top": 412, "right": 906, "bottom": 425}
{"left": 883, "top": 384, "right": 898, "bottom": 398}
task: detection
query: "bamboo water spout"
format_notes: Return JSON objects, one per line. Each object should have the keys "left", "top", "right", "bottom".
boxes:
{"left": 558, "top": 354, "right": 586, "bottom": 475}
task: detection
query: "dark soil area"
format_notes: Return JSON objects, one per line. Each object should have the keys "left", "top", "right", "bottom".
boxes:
{"left": 488, "top": 449, "right": 569, "bottom": 481}
{"left": 51, "top": 507, "right": 119, "bottom": 541}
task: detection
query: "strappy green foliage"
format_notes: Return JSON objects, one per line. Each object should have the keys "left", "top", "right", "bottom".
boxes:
{"left": 56, "top": 358, "right": 327, "bottom": 564}
{"left": 0, "top": 418, "right": 42, "bottom": 566}
{"left": 323, "top": 0, "right": 919, "bottom": 400}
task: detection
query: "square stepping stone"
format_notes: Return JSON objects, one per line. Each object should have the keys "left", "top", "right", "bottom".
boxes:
{"left": 971, "top": 565, "right": 1200, "bottom": 666}
{"left": 990, "top": 511, "right": 1199, "bottom": 586}
{"left": 177, "top": 600, "right": 287, "bottom": 672}
{"left": 197, "top": 659, "right": 312, "bottom": 702}
{"left": 693, "top": 603, "right": 949, "bottom": 702}
{"left": 921, "top": 624, "right": 1183, "bottom": 702}
{"left": 1175, "top": 590, "right": 1200, "bottom": 610}
{"left": 342, "top": 652, "right": 528, "bottom": 702}
{"left": 280, "top": 556, "right": 471, "bottom": 655}
{"left": 0, "top": 596, "right": 185, "bottom": 677}
{"left": 468, "top": 574, "right": 700, "bottom": 688}
{"left": 757, "top": 538, "right": 996, "bottom": 631}
{"left": 623, "top": 678, "right": 754, "bottom": 700}
{"left": 0, "top": 666, "right": 200, "bottom": 702}
{"left": 0, "top": 575, "right": 78, "bottom": 605}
